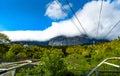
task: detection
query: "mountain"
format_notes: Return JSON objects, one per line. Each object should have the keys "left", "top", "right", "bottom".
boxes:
{"left": 48, "top": 34, "right": 109, "bottom": 46}
{"left": 48, "top": 35, "right": 89, "bottom": 46}
{"left": 11, "top": 35, "right": 110, "bottom": 46}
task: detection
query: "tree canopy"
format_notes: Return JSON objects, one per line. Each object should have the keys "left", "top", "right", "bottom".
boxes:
{"left": 0, "top": 33, "right": 10, "bottom": 43}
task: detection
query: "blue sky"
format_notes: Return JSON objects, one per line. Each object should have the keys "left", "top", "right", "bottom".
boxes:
{"left": 0, "top": 0, "right": 91, "bottom": 31}
{"left": 1, "top": 0, "right": 120, "bottom": 41}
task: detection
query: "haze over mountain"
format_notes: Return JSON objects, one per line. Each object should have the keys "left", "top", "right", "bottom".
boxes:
{"left": 11, "top": 34, "right": 110, "bottom": 46}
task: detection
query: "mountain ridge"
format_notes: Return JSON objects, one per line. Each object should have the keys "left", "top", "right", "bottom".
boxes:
{"left": 11, "top": 35, "right": 110, "bottom": 46}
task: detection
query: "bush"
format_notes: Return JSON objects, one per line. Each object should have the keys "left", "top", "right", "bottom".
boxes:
{"left": 16, "top": 49, "right": 67, "bottom": 76}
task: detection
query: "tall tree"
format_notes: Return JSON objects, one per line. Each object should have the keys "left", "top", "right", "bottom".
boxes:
{"left": 0, "top": 33, "right": 10, "bottom": 43}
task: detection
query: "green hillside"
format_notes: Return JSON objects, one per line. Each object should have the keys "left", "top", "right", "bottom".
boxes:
{"left": 0, "top": 36, "right": 120, "bottom": 75}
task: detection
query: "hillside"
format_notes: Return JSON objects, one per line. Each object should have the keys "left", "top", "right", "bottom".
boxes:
{"left": 0, "top": 37, "right": 119, "bottom": 75}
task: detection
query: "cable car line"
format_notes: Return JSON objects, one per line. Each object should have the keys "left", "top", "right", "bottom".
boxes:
{"left": 54, "top": 0, "right": 82, "bottom": 34}
{"left": 65, "top": 0, "right": 88, "bottom": 35}
{"left": 103, "top": 19, "right": 120, "bottom": 39}
{"left": 96, "top": 0, "right": 103, "bottom": 39}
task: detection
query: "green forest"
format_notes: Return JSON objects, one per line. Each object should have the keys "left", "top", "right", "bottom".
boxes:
{"left": 0, "top": 33, "right": 120, "bottom": 76}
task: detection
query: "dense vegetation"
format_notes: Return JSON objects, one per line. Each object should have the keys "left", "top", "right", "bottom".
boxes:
{"left": 0, "top": 33, "right": 120, "bottom": 76}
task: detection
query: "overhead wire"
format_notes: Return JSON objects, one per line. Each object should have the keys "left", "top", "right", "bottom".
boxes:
{"left": 96, "top": 0, "right": 103, "bottom": 39}
{"left": 103, "top": 19, "right": 120, "bottom": 39}
{"left": 96, "top": 0, "right": 120, "bottom": 40}
{"left": 55, "top": 0, "right": 120, "bottom": 41}
{"left": 54, "top": 0, "right": 82, "bottom": 34}
{"left": 65, "top": 0, "right": 88, "bottom": 36}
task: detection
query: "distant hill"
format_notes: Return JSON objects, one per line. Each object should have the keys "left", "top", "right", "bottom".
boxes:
{"left": 11, "top": 41, "right": 49, "bottom": 46}
{"left": 11, "top": 34, "right": 110, "bottom": 46}
{"left": 48, "top": 34, "right": 110, "bottom": 46}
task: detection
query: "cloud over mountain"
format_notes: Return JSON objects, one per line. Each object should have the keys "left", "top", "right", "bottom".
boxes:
{"left": 1, "top": 0, "right": 120, "bottom": 41}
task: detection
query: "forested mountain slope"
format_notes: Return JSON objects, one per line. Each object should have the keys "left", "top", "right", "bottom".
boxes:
{"left": 0, "top": 37, "right": 119, "bottom": 75}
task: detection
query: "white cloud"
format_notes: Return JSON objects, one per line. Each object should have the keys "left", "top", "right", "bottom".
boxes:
{"left": 45, "top": 1, "right": 70, "bottom": 20}
{"left": 1, "top": 21, "right": 80, "bottom": 41}
{"left": 1, "top": 0, "right": 120, "bottom": 41}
